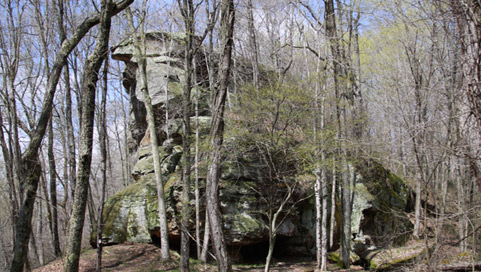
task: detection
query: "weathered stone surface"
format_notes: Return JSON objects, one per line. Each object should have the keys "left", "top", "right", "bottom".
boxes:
{"left": 95, "top": 32, "right": 415, "bottom": 262}
{"left": 95, "top": 148, "right": 274, "bottom": 246}
{"left": 282, "top": 159, "right": 414, "bottom": 259}
{"left": 352, "top": 159, "right": 414, "bottom": 250}
{"left": 111, "top": 32, "right": 208, "bottom": 151}
{"left": 366, "top": 241, "right": 427, "bottom": 270}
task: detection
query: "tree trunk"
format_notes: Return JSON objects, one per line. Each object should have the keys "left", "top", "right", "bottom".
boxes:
{"left": 315, "top": 173, "right": 322, "bottom": 268}
{"left": 206, "top": 0, "right": 235, "bottom": 271}
{"left": 48, "top": 120, "right": 61, "bottom": 257}
{"left": 200, "top": 211, "right": 210, "bottom": 262}
{"left": 264, "top": 178, "right": 294, "bottom": 272}
{"left": 247, "top": 0, "right": 259, "bottom": 89}
{"left": 96, "top": 54, "right": 110, "bottom": 272}
{"left": 320, "top": 97, "right": 328, "bottom": 271}
{"left": 126, "top": 5, "right": 171, "bottom": 261}
{"left": 456, "top": 160, "right": 466, "bottom": 251}
{"left": 56, "top": 0, "right": 77, "bottom": 200}
{"left": 179, "top": 0, "right": 195, "bottom": 270}
{"left": 321, "top": 163, "right": 328, "bottom": 271}
{"left": 64, "top": 1, "right": 115, "bottom": 271}
{"left": 9, "top": 2, "right": 133, "bottom": 271}
{"left": 194, "top": 61, "right": 202, "bottom": 260}
{"left": 324, "top": 0, "right": 350, "bottom": 267}
{"left": 340, "top": 156, "right": 351, "bottom": 269}
{"left": 329, "top": 158, "right": 336, "bottom": 250}
{"left": 451, "top": 0, "right": 481, "bottom": 130}
{"left": 0, "top": 104, "right": 19, "bottom": 248}
{"left": 264, "top": 232, "right": 275, "bottom": 272}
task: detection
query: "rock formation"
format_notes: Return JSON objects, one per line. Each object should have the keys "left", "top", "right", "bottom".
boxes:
{"left": 93, "top": 32, "right": 415, "bottom": 264}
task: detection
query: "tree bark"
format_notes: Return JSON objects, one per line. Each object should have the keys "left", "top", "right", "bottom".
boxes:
{"left": 126, "top": 5, "right": 171, "bottom": 261}
{"left": 247, "top": 0, "right": 260, "bottom": 89}
{"left": 9, "top": 1, "right": 133, "bottom": 271}
{"left": 206, "top": 0, "right": 235, "bottom": 271}
{"left": 178, "top": 0, "right": 195, "bottom": 270}
{"left": 324, "top": 0, "right": 350, "bottom": 268}
{"left": 96, "top": 54, "right": 110, "bottom": 272}
{"left": 48, "top": 120, "right": 61, "bottom": 257}
{"left": 56, "top": 0, "right": 77, "bottom": 200}
{"left": 264, "top": 179, "right": 294, "bottom": 272}
{"left": 329, "top": 158, "right": 336, "bottom": 250}
{"left": 64, "top": 1, "right": 115, "bottom": 271}
{"left": 194, "top": 60, "right": 202, "bottom": 260}
{"left": 200, "top": 211, "right": 210, "bottom": 262}
{"left": 451, "top": 0, "right": 481, "bottom": 130}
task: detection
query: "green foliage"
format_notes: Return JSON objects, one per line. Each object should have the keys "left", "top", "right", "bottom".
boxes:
{"left": 229, "top": 81, "right": 310, "bottom": 145}
{"left": 226, "top": 80, "right": 312, "bottom": 183}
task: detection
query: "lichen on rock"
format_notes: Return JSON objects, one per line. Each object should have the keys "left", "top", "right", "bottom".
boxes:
{"left": 94, "top": 32, "right": 416, "bottom": 264}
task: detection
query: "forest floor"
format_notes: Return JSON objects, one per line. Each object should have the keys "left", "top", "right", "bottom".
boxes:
{"left": 32, "top": 242, "right": 366, "bottom": 272}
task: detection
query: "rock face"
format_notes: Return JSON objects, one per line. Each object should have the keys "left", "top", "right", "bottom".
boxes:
{"left": 282, "top": 159, "right": 414, "bottom": 259}
{"left": 95, "top": 32, "right": 414, "bottom": 262}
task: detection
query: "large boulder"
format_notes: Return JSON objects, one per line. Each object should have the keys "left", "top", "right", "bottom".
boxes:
{"left": 94, "top": 32, "right": 415, "bottom": 262}
{"left": 281, "top": 159, "right": 414, "bottom": 259}
{"left": 352, "top": 159, "right": 414, "bottom": 251}
{"left": 111, "top": 32, "right": 209, "bottom": 151}
{"left": 94, "top": 133, "right": 300, "bottom": 248}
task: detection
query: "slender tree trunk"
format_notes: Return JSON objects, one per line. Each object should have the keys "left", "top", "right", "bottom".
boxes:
{"left": 264, "top": 180, "right": 293, "bottom": 272}
{"left": 320, "top": 159, "right": 328, "bottom": 271}
{"left": 315, "top": 172, "right": 322, "bottom": 268}
{"left": 126, "top": 5, "right": 171, "bottom": 261}
{"left": 200, "top": 2, "right": 216, "bottom": 263}
{"left": 65, "top": 65, "right": 77, "bottom": 199}
{"left": 200, "top": 211, "right": 210, "bottom": 262}
{"left": 194, "top": 59, "right": 201, "bottom": 260}
{"left": 9, "top": 2, "right": 133, "bottom": 270}
{"left": 340, "top": 156, "right": 351, "bottom": 268}
{"left": 451, "top": 0, "right": 481, "bottom": 130}
{"left": 48, "top": 120, "right": 61, "bottom": 256}
{"left": 30, "top": 222, "right": 40, "bottom": 267}
{"left": 96, "top": 55, "right": 110, "bottom": 272}
{"left": 329, "top": 158, "right": 336, "bottom": 250}
{"left": 10, "top": 157, "right": 42, "bottom": 272}
{"left": 179, "top": 0, "right": 195, "bottom": 270}
{"left": 247, "top": 0, "right": 259, "bottom": 89}
{"left": 57, "top": 0, "right": 77, "bottom": 200}
{"left": 0, "top": 104, "right": 19, "bottom": 247}
{"left": 64, "top": 1, "right": 115, "bottom": 271}
{"left": 206, "top": 0, "right": 235, "bottom": 271}
{"left": 320, "top": 97, "right": 328, "bottom": 271}
{"left": 36, "top": 199, "right": 44, "bottom": 265}
{"left": 325, "top": 0, "right": 350, "bottom": 267}
{"left": 456, "top": 158, "right": 466, "bottom": 251}
{"left": 413, "top": 171, "right": 422, "bottom": 239}
{"left": 87, "top": 184, "right": 98, "bottom": 232}
{"left": 264, "top": 231, "right": 275, "bottom": 272}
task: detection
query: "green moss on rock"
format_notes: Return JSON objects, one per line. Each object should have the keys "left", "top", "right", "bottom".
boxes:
{"left": 367, "top": 241, "right": 427, "bottom": 270}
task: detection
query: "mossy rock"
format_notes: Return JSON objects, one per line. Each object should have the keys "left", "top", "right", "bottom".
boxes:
{"left": 224, "top": 213, "right": 267, "bottom": 245}
{"left": 94, "top": 141, "right": 280, "bottom": 248}
{"left": 352, "top": 159, "right": 414, "bottom": 248}
{"left": 366, "top": 241, "right": 427, "bottom": 270}
{"left": 328, "top": 251, "right": 361, "bottom": 267}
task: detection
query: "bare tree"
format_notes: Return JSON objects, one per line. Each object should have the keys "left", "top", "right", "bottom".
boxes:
{"left": 64, "top": 1, "right": 120, "bottom": 271}
{"left": 451, "top": 0, "right": 481, "bottom": 131}
{"left": 126, "top": 3, "right": 171, "bottom": 261}
{"left": 324, "top": 0, "right": 351, "bottom": 268}
{"left": 96, "top": 55, "right": 109, "bottom": 272}
{"left": 47, "top": 119, "right": 61, "bottom": 257}
{"left": 177, "top": 0, "right": 195, "bottom": 270}
{"left": 9, "top": 1, "right": 133, "bottom": 270}
{"left": 206, "top": 0, "right": 235, "bottom": 270}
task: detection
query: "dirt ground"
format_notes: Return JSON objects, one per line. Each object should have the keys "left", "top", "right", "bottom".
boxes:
{"left": 32, "top": 242, "right": 366, "bottom": 272}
